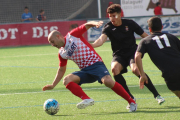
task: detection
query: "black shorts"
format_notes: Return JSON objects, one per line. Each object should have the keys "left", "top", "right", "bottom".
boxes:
{"left": 111, "top": 46, "right": 137, "bottom": 74}
{"left": 165, "top": 80, "right": 180, "bottom": 91}
{"left": 164, "top": 72, "right": 180, "bottom": 91}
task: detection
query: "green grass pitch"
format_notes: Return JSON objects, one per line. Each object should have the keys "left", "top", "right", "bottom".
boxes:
{"left": 0, "top": 39, "right": 180, "bottom": 120}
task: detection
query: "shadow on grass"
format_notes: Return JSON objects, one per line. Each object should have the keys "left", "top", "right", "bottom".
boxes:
{"left": 137, "top": 105, "right": 180, "bottom": 113}
{"left": 139, "top": 106, "right": 180, "bottom": 110}
{"left": 53, "top": 114, "right": 74, "bottom": 117}
{"left": 79, "top": 111, "right": 133, "bottom": 116}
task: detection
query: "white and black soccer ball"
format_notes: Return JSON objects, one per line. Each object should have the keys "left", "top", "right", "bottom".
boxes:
{"left": 43, "top": 99, "right": 59, "bottom": 115}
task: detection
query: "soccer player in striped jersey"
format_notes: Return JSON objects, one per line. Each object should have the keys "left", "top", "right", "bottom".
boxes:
{"left": 42, "top": 21, "right": 137, "bottom": 112}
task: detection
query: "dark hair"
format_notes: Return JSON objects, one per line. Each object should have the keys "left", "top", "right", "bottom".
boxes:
{"left": 156, "top": 2, "right": 160, "bottom": 6}
{"left": 107, "top": 4, "right": 121, "bottom": 14}
{"left": 24, "top": 6, "right": 28, "bottom": 9}
{"left": 148, "top": 17, "right": 162, "bottom": 32}
{"left": 69, "top": 24, "right": 78, "bottom": 30}
{"left": 39, "top": 9, "right": 44, "bottom": 13}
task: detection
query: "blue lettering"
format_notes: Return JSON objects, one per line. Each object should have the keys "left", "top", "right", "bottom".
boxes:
{"left": 67, "top": 49, "right": 74, "bottom": 57}
{"left": 162, "top": 20, "right": 170, "bottom": 29}
{"left": 67, "top": 42, "right": 77, "bottom": 57}
{"left": 71, "top": 42, "right": 77, "bottom": 51}
{"left": 170, "top": 22, "right": 180, "bottom": 28}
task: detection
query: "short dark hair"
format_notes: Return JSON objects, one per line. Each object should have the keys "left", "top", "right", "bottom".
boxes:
{"left": 156, "top": 2, "right": 160, "bottom": 6}
{"left": 69, "top": 24, "right": 78, "bottom": 31}
{"left": 39, "top": 9, "right": 44, "bottom": 13}
{"left": 107, "top": 4, "right": 121, "bottom": 14}
{"left": 148, "top": 17, "right": 162, "bottom": 32}
{"left": 24, "top": 6, "right": 29, "bottom": 9}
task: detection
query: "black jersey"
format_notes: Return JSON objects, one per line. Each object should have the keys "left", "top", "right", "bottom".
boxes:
{"left": 102, "top": 19, "right": 144, "bottom": 56}
{"left": 137, "top": 32, "right": 180, "bottom": 80}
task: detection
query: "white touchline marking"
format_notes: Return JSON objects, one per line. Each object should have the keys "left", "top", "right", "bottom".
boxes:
{"left": 0, "top": 50, "right": 111, "bottom": 58}
{"left": 0, "top": 84, "right": 166, "bottom": 96}
{"left": 0, "top": 53, "right": 57, "bottom": 58}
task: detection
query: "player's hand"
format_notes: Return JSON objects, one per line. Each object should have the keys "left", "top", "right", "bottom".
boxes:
{"left": 95, "top": 21, "right": 103, "bottom": 28}
{"left": 42, "top": 84, "right": 54, "bottom": 91}
{"left": 139, "top": 74, "right": 148, "bottom": 89}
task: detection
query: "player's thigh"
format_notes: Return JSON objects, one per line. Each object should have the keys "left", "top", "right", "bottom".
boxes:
{"left": 130, "top": 63, "right": 140, "bottom": 76}
{"left": 129, "top": 51, "right": 140, "bottom": 76}
{"left": 111, "top": 61, "right": 123, "bottom": 73}
{"left": 171, "top": 90, "right": 180, "bottom": 98}
{"left": 111, "top": 56, "right": 127, "bottom": 75}
{"left": 63, "top": 74, "right": 81, "bottom": 85}
{"left": 165, "top": 80, "right": 180, "bottom": 91}
{"left": 72, "top": 70, "right": 97, "bottom": 85}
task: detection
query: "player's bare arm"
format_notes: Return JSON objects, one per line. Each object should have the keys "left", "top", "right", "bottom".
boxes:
{"left": 140, "top": 32, "right": 149, "bottom": 38}
{"left": 85, "top": 21, "right": 103, "bottom": 30}
{"left": 91, "top": 34, "right": 107, "bottom": 48}
{"left": 135, "top": 52, "right": 148, "bottom": 89}
{"left": 42, "top": 66, "right": 66, "bottom": 91}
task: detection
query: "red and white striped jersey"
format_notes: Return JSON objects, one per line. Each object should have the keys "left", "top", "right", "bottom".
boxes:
{"left": 58, "top": 24, "right": 102, "bottom": 69}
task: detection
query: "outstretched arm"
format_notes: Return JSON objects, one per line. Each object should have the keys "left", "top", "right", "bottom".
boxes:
{"left": 91, "top": 34, "right": 107, "bottom": 48}
{"left": 141, "top": 32, "right": 149, "bottom": 38}
{"left": 135, "top": 52, "right": 148, "bottom": 89}
{"left": 85, "top": 21, "right": 103, "bottom": 30}
{"left": 42, "top": 66, "right": 66, "bottom": 91}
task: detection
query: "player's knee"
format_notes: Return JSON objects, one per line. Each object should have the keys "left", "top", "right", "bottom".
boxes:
{"left": 101, "top": 75, "right": 115, "bottom": 88}
{"left": 177, "top": 92, "right": 180, "bottom": 99}
{"left": 111, "top": 67, "right": 120, "bottom": 76}
{"left": 63, "top": 76, "right": 70, "bottom": 86}
{"left": 131, "top": 67, "right": 139, "bottom": 76}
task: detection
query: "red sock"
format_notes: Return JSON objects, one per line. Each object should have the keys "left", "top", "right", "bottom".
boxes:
{"left": 66, "top": 82, "right": 90, "bottom": 100}
{"left": 111, "top": 82, "right": 135, "bottom": 104}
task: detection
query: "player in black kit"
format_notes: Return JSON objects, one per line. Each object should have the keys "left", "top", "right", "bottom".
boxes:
{"left": 135, "top": 16, "right": 180, "bottom": 99}
{"left": 91, "top": 4, "right": 165, "bottom": 108}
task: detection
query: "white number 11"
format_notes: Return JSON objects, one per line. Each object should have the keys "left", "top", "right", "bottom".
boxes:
{"left": 152, "top": 34, "right": 171, "bottom": 49}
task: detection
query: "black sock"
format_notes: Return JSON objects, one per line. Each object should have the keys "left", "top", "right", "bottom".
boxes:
{"left": 114, "top": 73, "right": 134, "bottom": 99}
{"left": 138, "top": 74, "right": 160, "bottom": 98}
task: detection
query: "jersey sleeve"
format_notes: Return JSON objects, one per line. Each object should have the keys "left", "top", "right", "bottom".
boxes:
{"left": 30, "top": 13, "right": 33, "bottom": 18}
{"left": 21, "top": 14, "right": 24, "bottom": 19}
{"left": 132, "top": 20, "right": 144, "bottom": 35}
{"left": 136, "top": 39, "right": 146, "bottom": 58}
{"left": 102, "top": 24, "right": 110, "bottom": 37}
{"left": 69, "top": 24, "right": 87, "bottom": 37}
{"left": 174, "top": 36, "right": 180, "bottom": 51}
{"left": 58, "top": 54, "right": 68, "bottom": 67}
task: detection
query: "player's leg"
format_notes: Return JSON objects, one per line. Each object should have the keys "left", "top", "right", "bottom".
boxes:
{"left": 130, "top": 62, "right": 165, "bottom": 104}
{"left": 111, "top": 56, "right": 135, "bottom": 99}
{"left": 165, "top": 80, "right": 180, "bottom": 99}
{"left": 83, "top": 61, "right": 137, "bottom": 112}
{"left": 64, "top": 73, "right": 94, "bottom": 109}
{"left": 101, "top": 75, "right": 137, "bottom": 112}
{"left": 171, "top": 91, "right": 180, "bottom": 99}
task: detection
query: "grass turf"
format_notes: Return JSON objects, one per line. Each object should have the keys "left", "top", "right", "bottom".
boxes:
{"left": 0, "top": 40, "right": 180, "bottom": 120}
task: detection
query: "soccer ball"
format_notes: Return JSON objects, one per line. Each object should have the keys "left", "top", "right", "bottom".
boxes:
{"left": 43, "top": 99, "right": 59, "bottom": 115}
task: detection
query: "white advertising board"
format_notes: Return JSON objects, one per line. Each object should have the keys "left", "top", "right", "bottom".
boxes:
{"left": 87, "top": 16, "right": 180, "bottom": 41}
{"left": 121, "top": 0, "right": 180, "bottom": 17}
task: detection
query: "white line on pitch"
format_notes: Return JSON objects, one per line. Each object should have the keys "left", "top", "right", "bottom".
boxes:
{"left": 0, "top": 50, "right": 111, "bottom": 58}
{"left": 0, "top": 53, "right": 57, "bottom": 58}
{"left": 0, "top": 84, "right": 166, "bottom": 96}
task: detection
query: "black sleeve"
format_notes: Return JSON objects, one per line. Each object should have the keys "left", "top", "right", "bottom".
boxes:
{"left": 174, "top": 36, "right": 180, "bottom": 51}
{"left": 102, "top": 24, "right": 110, "bottom": 37}
{"left": 132, "top": 20, "right": 144, "bottom": 35}
{"left": 136, "top": 39, "right": 146, "bottom": 58}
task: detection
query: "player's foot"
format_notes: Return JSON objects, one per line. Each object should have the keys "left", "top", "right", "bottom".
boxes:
{"left": 76, "top": 99, "right": 94, "bottom": 109}
{"left": 126, "top": 98, "right": 136, "bottom": 109}
{"left": 129, "top": 102, "right": 137, "bottom": 112}
{"left": 156, "top": 95, "right": 165, "bottom": 105}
